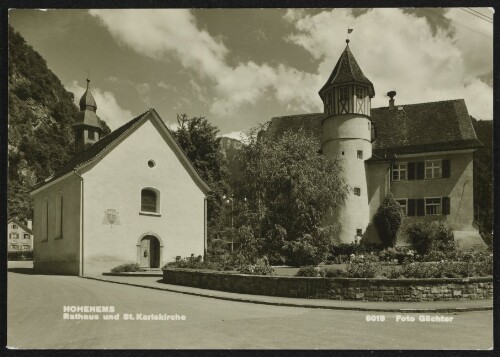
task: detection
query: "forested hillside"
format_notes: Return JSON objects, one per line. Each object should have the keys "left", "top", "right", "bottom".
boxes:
{"left": 8, "top": 25, "right": 110, "bottom": 221}
{"left": 471, "top": 117, "right": 493, "bottom": 235}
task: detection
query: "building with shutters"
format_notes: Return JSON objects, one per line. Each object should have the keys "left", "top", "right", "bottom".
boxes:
{"left": 8, "top": 218, "right": 33, "bottom": 252}
{"left": 265, "top": 39, "right": 485, "bottom": 248}
{"left": 30, "top": 81, "right": 211, "bottom": 275}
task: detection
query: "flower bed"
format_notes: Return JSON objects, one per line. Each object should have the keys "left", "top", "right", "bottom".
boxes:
{"left": 162, "top": 268, "right": 493, "bottom": 302}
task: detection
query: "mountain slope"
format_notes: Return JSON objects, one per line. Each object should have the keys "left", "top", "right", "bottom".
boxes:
{"left": 8, "top": 25, "right": 109, "bottom": 221}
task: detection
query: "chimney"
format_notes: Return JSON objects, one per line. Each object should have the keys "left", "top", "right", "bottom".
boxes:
{"left": 387, "top": 91, "right": 396, "bottom": 110}
{"left": 27, "top": 219, "right": 32, "bottom": 230}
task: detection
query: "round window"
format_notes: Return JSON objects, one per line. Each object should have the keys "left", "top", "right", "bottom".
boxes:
{"left": 148, "top": 160, "right": 156, "bottom": 168}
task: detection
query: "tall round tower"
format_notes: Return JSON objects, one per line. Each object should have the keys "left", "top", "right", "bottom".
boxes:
{"left": 319, "top": 39, "right": 375, "bottom": 244}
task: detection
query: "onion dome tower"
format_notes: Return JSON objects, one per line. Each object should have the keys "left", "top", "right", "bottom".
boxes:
{"left": 319, "top": 39, "right": 375, "bottom": 243}
{"left": 72, "top": 79, "right": 103, "bottom": 153}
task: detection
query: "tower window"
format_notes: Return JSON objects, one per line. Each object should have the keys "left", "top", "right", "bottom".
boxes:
{"left": 338, "top": 86, "right": 349, "bottom": 114}
{"left": 342, "top": 151, "right": 345, "bottom": 155}
{"left": 356, "top": 229, "right": 362, "bottom": 237}
{"left": 141, "top": 188, "right": 159, "bottom": 213}
{"left": 355, "top": 87, "right": 365, "bottom": 114}
{"left": 356, "top": 87, "right": 363, "bottom": 99}
{"left": 357, "top": 150, "right": 363, "bottom": 159}
{"left": 353, "top": 187, "right": 361, "bottom": 196}
{"left": 87, "top": 130, "right": 95, "bottom": 140}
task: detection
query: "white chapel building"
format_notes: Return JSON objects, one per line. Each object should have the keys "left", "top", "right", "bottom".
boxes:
{"left": 30, "top": 80, "right": 211, "bottom": 276}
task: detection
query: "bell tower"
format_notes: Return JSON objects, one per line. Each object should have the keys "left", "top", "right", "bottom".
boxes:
{"left": 319, "top": 39, "right": 375, "bottom": 243}
{"left": 73, "top": 79, "right": 103, "bottom": 153}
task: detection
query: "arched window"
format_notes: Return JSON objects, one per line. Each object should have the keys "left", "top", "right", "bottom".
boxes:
{"left": 141, "top": 188, "right": 159, "bottom": 213}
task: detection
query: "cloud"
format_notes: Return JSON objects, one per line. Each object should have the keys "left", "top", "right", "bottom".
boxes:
{"left": 220, "top": 130, "right": 249, "bottom": 142}
{"left": 89, "top": 9, "right": 323, "bottom": 117}
{"left": 90, "top": 8, "right": 492, "bottom": 121}
{"left": 66, "top": 80, "right": 133, "bottom": 130}
{"left": 284, "top": 8, "right": 493, "bottom": 119}
{"left": 157, "top": 81, "right": 177, "bottom": 92}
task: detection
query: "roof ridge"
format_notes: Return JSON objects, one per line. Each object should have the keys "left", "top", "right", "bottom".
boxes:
{"left": 271, "top": 113, "right": 324, "bottom": 120}
{"left": 372, "top": 98, "right": 465, "bottom": 109}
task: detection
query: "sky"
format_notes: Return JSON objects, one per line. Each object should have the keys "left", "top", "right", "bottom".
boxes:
{"left": 8, "top": 8, "right": 494, "bottom": 139}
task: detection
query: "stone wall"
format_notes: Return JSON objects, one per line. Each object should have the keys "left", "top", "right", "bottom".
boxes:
{"left": 162, "top": 268, "right": 493, "bottom": 302}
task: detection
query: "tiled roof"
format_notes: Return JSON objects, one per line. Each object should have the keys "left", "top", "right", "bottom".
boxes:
{"left": 319, "top": 44, "right": 375, "bottom": 97}
{"left": 266, "top": 113, "right": 326, "bottom": 143}
{"left": 31, "top": 109, "right": 151, "bottom": 191}
{"left": 7, "top": 218, "right": 33, "bottom": 234}
{"left": 369, "top": 99, "right": 482, "bottom": 160}
{"left": 265, "top": 99, "right": 483, "bottom": 160}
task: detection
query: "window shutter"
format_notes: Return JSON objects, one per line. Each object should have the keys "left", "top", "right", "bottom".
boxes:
{"left": 408, "top": 162, "right": 416, "bottom": 180}
{"left": 442, "top": 197, "right": 450, "bottom": 215}
{"left": 416, "top": 198, "right": 425, "bottom": 216}
{"left": 416, "top": 162, "right": 425, "bottom": 180}
{"left": 442, "top": 159, "right": 451, "bottom": 178}
{"left": 408, "top": 199, "right": 416, "bottom": 216}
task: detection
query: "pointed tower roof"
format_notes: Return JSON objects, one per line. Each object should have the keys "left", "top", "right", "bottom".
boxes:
{"left": 319, "top": 40, "right": 375, "bottom": 98}
{"left": 79, "top": 79, "right": 97, "bottom": 112}
{"left": 73, "top": 79, "right": 102, "bottom": 131}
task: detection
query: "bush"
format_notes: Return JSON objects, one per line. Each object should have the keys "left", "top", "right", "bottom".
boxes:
{"left": 345, "top": 262, "right": 379, "bottom": 278}
{"left": 406, "top": 222, "right": 435, "bottom": 255}
{"left": 322, "top": 267, "right": 348, "bottom": 277}
{"left": 378, "top": 247, "right": 416, "bottom": 264}
{"left": 295, "top": 266, "right": 325, "bottom": 277}
{"left": 400, "top": 258, "right": 493, "bottom": 278}
{"left": 284, "top": 234, "right": 320, "bottom": 267}
{"left": 431, "top": 221, "right": 455, "bottom": 252}
{"left": 329, "top": 243, "right": 366, "bottom": 263}
{"left": 350, "top": 253, "right": 380, "bottom": 264}
{"left": 401, "top": 262, "right": 440, "bottom": 278}
{"left": 239, "top": 259, "right": 275, "bottom": 275}
{"left": 165, "top": 254, "right": 207, "bottom": 269}
{"left": 380, "top": 266, "right": 402, "bottom": 279}
{"left": 110, "top": 263, "right": 145, "bottom": 273}
{"left": 406, "top": 221, "right": 457, "bottom": 257}
{"left": 373, "top": 193, "right": 404, "bottom": 248}
{"left": 8, "top": 250, "right": 33, "bottom": 261}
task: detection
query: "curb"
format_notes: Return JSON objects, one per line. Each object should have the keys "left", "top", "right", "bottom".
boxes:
{"left": 81, "top": 276, "right": 493, "bottom": 313}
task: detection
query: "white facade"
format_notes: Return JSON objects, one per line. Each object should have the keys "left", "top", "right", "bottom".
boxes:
{"left": 31, "top": 110, "right": 210, "bottom": 276}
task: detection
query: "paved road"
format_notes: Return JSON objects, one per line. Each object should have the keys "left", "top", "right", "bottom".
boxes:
{"left": 7, "top": 266, "right": 492, "bottom": 349}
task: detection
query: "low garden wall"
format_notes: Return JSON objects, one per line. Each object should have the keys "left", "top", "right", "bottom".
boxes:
{"left": 162, "top": 268, "right": 493, "bottom": 302}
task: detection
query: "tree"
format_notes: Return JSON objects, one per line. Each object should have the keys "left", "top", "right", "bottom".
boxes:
{"left": 240, "top": 128, "right": 348, "bottom": 263}
{"left": 373, "top": 193, "right": 404, "bottom": 248}
{"left": 172, "top": 114, "right": 230, "bottom": 247}
{"left": 471, "top": 116, "right": 493, "bottom": 234}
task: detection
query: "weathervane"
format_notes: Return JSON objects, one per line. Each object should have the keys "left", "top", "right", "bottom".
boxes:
{"left": 346, "top": 28, "right": 353, "bottom": 44}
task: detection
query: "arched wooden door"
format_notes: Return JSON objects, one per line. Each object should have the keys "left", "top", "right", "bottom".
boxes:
{"left": 139, "top": 235, "right": 161, "bottom": 268}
